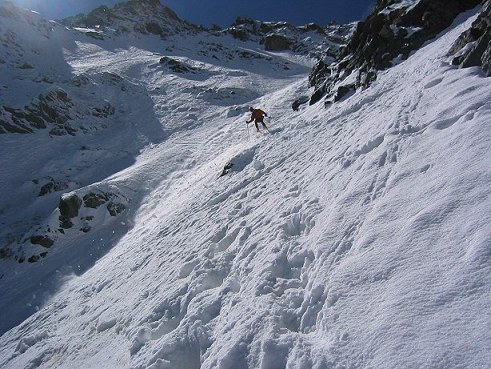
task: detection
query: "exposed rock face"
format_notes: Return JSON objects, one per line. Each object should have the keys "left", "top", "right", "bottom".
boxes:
{"left": 224, "top": 17, "right": 355, "bottom": 59}
{"left": 291, "top": 96, "right": 310, "bottom": 111}
{"left": 220, "top": 162, "right": 234, "bottom": 177}
{"left": 37, "top": 178, "right": 70, "bottom": 197}
{"left": 92, "top": 102, "right": 116, "bottom": 118}
{"left": 159, "top": 56, "right": 199, "bottom": 73}
{"left": 263, "top": 35, "right": 292, "bottom": 51}
{"left": 0, "top": 88, "right": 74, "bottom": 135}
{"left": 21, "top": 188, "right": 129, "bottom": 263}
{"left": 309, "top": 0, "right": 483, "bottom": 105}
{"left": 59, "top": 193, "right": 82, "bottom": 229}
{"left": 30, "top": 236, "right": 54, "bottom": 248}
{"left": 449, "top": 0, "right": 491, "bottom": 76}
{"left": 82, "top": 190, "right": 127, "bottom": 217}
{"left": 0, "top": 86, "right": 119, "bottom": 135}
{"left": 345, "top": 0, "right": 481, "bottom": 71}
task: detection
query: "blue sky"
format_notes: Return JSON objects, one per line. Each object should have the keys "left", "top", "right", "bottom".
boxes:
{"left": 11, "top": 0, "right": 376, "bottom": 27}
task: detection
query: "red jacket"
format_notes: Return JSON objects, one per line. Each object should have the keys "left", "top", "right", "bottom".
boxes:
{"left": 248, "top": 109, "right": 267, "bottom": 122}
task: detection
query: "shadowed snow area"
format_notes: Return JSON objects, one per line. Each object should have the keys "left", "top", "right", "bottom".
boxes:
{"left": 0, "top": 3, "right": 490, "bottom": 369}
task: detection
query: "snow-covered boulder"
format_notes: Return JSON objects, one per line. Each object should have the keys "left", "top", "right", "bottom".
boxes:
{"left": 24, "top": 186, "right": 129, "bottom": 263}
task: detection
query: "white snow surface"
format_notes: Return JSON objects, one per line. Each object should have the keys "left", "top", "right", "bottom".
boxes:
{"left": 380, "top": 0, "right": 420, "bottom": 15}
{"left": 1, "top": 5, "right": 491, "bottom": 369}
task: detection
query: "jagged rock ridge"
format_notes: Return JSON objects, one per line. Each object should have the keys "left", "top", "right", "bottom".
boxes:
{"left": 222, "top": 16, "right": 355, "bottom": 59}
{"left": 449, "top": 0, "right": 491, "bottom": 76}
{"left": 309, "top": 0, "right": 485, "bottom": 105}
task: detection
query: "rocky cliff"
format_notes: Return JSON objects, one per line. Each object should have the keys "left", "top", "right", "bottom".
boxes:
{"left": 449, "top": 0, "right": 491, "bottom": 76}
{"left": 309, "top": 0, "right": 486, "bottom": 105}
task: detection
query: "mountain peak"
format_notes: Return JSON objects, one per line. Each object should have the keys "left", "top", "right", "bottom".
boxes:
{"left": 114, "top": 0, "right": 179, "bottom": 20}
{"left": 61, "top": 0, "right": 195, "bottom": 37}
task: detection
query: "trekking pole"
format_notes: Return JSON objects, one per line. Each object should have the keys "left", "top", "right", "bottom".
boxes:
{"left": 246, "top": 122, "right": 250, "bottom": 141}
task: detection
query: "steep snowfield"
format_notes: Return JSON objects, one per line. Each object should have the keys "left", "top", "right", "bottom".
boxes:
{"left": 1, "top": 6, "right": 491, "bottom": 369}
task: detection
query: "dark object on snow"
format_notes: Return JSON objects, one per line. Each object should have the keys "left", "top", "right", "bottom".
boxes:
{"left": 83, "top": 191, "right": 126, "bottom": 216}
{"left": 220, "top": 162, "right": 234, "bottom": 177}
{"left": 159, "top": 56, "right": 198, "bottom": 73}
{"left": 38, "top": 177, "right": 70, "bottom": 196}
{"left": 292, "top": 96, "right": 310, "bottom": 111}
{"left": 30, "top": 235, "right": 54, "bottom": 248}
{"left": 334, "top": 84, "right": 356, "bottom": 102}
{"left": 0, "top": 88, "right": 74, "bottom": 135}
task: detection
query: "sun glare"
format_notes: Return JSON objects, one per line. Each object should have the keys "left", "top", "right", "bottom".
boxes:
{"left": 8, "top": 0, "right": 75, "bottom": 19}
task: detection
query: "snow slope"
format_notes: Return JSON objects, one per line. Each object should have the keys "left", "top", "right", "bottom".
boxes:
{"left": 1, "top": 4, "right": 491, "bottom": 369}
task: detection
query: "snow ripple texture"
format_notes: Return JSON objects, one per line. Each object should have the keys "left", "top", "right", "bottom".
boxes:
{"left": 0, "top": 5, "right": 490, "bottom": 369}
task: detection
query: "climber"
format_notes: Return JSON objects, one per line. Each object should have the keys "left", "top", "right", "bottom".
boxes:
{"left": 246, "top": 107, "right": 269, "bottom": 132}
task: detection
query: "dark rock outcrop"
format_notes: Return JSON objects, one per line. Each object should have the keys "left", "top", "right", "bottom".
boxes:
{"left": 334, "top": 84, "right": 356, "bottom": 102}
{"left": 0, "top": 77, "right": 124, "bottom": 135}
{"left": 449, "top": 0, "right": 491, "bottom": 76}
{"left": 21, "top": 188, "right": 128, "bottom": 257}
{"left": 30, "top": 235, "right": 54, "bottom": 248}
{"left": 263, "top": 35, "right": 292, "bottom": 51}
{"left": 83, "top": 190, "right": 127, "bottom": 216}
{"left": 37, "top": 178, "right": 70, "bottom": 196}
{"left": 220, "top": 162, "right": 234, "bottom": 177}
{"left": 58, "top": 193, "right": 82, "bottom": 229}
{"left": 107, "top": 202, "right": 126, "bottom": 216}
{"left": 159, "top": 56, "right": 199, "bottom": 73}
{"left": 83, "top": 192, "right": 112, "bottom": 208}
{"left": 309, "top": 0, "right": 482, "bottom": 105}
{"left": 0, "top": 88, "right": 74, "bottom": 135}
{"left": 291, "top": 96, "right": 310, "bottom": 111}
{"left": 224, "top": 17, "right": 354, "bottom": 59}
{"left": 344, "top": 0, "right": 481, "bottom": 72}
{"left": 92, "top": 102, "right": 115, "bottom": 118}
